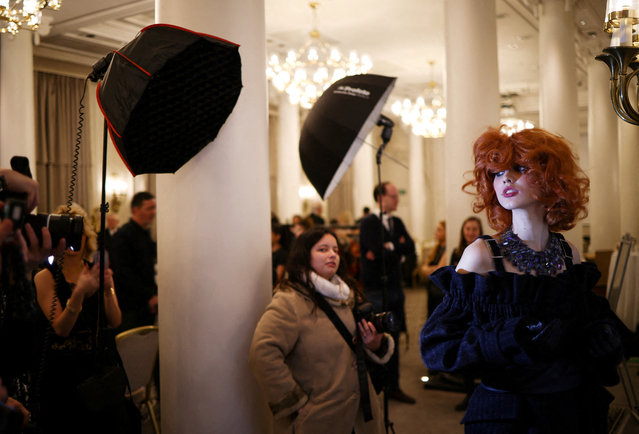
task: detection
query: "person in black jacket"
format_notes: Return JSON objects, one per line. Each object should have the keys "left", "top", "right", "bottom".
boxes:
{"left": 359, "top": 181, "right": 416, "bottom": 404}
{"left": 110, "top": 191, "right": 157, "bottom": 331}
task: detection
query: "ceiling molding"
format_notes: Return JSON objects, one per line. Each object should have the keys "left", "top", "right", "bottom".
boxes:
{"left": 46, "top": 0, "right": 154, "bottom": 37}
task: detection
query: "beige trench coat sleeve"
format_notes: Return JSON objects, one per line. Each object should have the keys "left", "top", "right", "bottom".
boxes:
{"left": 249, "top": 291, "right": 309, "bottom": 419}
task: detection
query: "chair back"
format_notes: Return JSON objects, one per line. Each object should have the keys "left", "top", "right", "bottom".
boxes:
{"left": 115, "top": 325, "right": 159, "bottom": 392}
{"left": 608, "top": 233, "right": 636, "bottom": 313}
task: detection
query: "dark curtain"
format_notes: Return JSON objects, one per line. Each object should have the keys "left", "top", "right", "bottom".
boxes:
{"left": 34, "top": 72, "right": 92, "bottom": 213}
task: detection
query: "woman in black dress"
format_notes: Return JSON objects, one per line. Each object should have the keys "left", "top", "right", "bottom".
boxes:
{"left": 34, "top": 203, "right": 123, "bottom": 433}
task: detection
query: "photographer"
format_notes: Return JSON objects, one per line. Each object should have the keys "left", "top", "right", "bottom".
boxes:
{"left": 0, "top": 168, "right": 65, "bottom": 433}
{"left": 33, "top": 203, "right": 122, "bottom": 434}
{"left": 250, "top": 227, "right": 394, "bottom": 434}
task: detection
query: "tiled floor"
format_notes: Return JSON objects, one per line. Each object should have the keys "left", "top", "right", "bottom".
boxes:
{"left": 383, "top": 286, "right": 464, "bottom": 434}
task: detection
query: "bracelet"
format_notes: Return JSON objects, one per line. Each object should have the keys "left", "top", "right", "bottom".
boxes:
{"left": 106, "top": 287, "right": 115, "bottom": 296}
{"left": 66, "top": 303, "right": 82, "bottom": 314}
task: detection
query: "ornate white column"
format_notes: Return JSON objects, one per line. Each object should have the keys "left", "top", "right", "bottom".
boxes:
{"left": 444, "top": 0, "right": 500, "bottom": 256}
{"left": 276, "top": 93, "right": 302, "bottom": 223}
{"left": 587, "top": 60, "right": 620, "bottom": 252}
{"left": 618, "top": 119, "right": 639, "bottom": 239}
{"left": 409, "top": 133, "right": 426, "bottom": 243}
{"left": 538, "top": 0, "right": 583, "bottom": 251}
{"left": 155, "top": 0, "right": 271, "bottom": 432}
{"left": 0, "top": 32, "right": 36, "bottom": 169}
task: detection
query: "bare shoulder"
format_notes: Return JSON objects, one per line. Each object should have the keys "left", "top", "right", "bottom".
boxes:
{"left": 455, "top": 237, "right": 495, "bottom": 275}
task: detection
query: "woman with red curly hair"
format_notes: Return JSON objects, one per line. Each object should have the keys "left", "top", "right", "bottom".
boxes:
{"left": 420, "top": 127, "right": 627, "bottom": 433}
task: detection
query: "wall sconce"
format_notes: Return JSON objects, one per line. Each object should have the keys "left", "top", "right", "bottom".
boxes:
{"left": 596, "top": 0, "right": 639, "bottom": 125}
{"left": 105, "top": 173, "right": 128, "bottom": 213}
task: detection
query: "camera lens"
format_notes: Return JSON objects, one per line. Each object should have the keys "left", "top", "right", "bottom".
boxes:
{"left": 24, "top": 214, "right": 84, "bottom": 251}
{"left": 377, "top": 311, "right": 396, "bottom": 334}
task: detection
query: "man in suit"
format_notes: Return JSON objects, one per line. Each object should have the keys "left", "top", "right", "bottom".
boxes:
{"left": 110, "top": 191, "right": 157, "bottom": 331}
{"left": 359, "top": 181, "right": 416, "bottom": 404}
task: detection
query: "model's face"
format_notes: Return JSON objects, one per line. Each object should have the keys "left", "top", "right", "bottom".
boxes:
{"left": 310, "top": 234, "right": 340, "bottom": 280}
{"left": 492, "top": 165, "right": 539, "bottom": 211}
{"left": 381, "top": 184, "right": 399, "bottom": 213}
{"left": 133, "top": 199, "right": 157, "bottom": 228}
{"left": 434, "top": 223, "right": 445, "bottom": 242}
{"left": 462, "top": 220, "right": 481, "bottom": 244}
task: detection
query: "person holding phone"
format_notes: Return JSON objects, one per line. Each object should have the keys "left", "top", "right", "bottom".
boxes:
{"left": 33, "top": 203, "right": 122, "bottom": 433}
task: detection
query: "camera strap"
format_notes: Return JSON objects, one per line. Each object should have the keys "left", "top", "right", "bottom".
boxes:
{"left": 314, "top": 294, "right": 373, "bottom": 422}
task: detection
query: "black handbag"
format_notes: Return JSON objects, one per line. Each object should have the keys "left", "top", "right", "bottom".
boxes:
{"left": 76, "top": 364, "right": 127, "bottom": 413}
{"left": 76, "top": 361, "right": 142, "bottom": 434}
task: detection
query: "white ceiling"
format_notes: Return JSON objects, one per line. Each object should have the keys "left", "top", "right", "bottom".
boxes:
{"left": 35, "top": 0, "right": 610, "bottom": 115}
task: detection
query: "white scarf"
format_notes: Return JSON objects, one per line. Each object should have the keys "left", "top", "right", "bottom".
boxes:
{"left": 308, "top": 271, "right": 350, "bottom": 300}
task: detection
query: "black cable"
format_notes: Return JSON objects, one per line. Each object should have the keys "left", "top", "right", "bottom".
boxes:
{"left": 66, "top": 78, "right": 88, "bottom": 214}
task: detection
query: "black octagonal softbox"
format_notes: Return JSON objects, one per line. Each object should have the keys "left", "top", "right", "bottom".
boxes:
{"left": 95, "top": 23, "right": 243, "bottom": 175}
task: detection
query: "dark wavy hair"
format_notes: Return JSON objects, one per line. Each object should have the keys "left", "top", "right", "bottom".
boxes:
{"left": 281, "top": 227, "right": 360, "bottom": 303}
{"left": 456, "top": 216, "right": 483, "bottom": 254}
{"left": 463, "top": 127, "right": 589, "bottom": 232}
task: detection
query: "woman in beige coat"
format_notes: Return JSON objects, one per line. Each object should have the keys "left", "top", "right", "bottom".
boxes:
{"left": 250, "top": 227, "right": 394, "bottom": 434}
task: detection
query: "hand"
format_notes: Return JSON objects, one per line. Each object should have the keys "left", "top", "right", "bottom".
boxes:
{"left": 75, "top": 264, "right": 100, "bottom": 299}
{"left": 102, "top": 267, "right": 114, "bottom": 289}
{"left": 358, "top": 319, "right": 382, "bottom": 351}
{"left": 5, "top": 397, "right": 29, "bottom": 427}
{"left": 365, "top": 250, "right": 375, "bottom": 261}
{"left": 148, "top": 294, "right": 158, "bottom": 314}
{"left": 21, "top": 224, "right": 66, "bottom": 267}
{"left": 0, "top": 169, "right": 39, "bottom": 212}
{"left": 587, "top": 322, "right": 622, "bottom": 359}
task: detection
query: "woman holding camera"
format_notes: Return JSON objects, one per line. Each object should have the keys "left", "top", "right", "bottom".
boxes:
{"left": 420, "top": 127, "right": 626, "bottom": 433}
{"left": 250, "top": 227, "right": 394, "bottom": 434}
{"left": 34, "top": 203, "right": 122, "bottom": 433}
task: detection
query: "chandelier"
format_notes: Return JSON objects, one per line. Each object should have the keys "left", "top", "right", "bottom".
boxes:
{"left": 390, "top": 61, "right": 446, "bottom": 138}
{"left": 596, "top": 0, "right": 639, "bottom": 125}
{"left": 266, "top": 1, "right": 373, "bottom": 109}
{"left": 500, "top": 94, "right": 534, "bottom": 135}
{"left": 0, "top": 0, "right": 61, "bottom": 35}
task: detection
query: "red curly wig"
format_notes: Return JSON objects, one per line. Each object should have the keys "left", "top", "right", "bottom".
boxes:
{"left": 463, "top": 127, "right": 589, "bottom": 232}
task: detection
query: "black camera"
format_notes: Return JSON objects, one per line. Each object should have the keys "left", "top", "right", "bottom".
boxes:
{"left": 355, "top": 302, "right": 396, "bottom": 334}
{"left": 1, "top": 196, "right": 84, "bottom": 252}
{"left": 0, "top": 157, "right": 84, "bottom": 252}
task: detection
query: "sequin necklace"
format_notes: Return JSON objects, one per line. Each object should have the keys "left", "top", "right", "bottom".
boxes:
{"left": 499, "top": 227, "right": 565, "bottom": 276}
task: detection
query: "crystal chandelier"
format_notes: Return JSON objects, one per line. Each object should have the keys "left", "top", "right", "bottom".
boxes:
{"left": 266, "top": 1, "right": 373, "bottom": 109}
{"left": 500, "top": 94, "right": 534, "bottom": 135}
{"left": 0, "top": 0, "right": 62, "bottom": 35}
{"left": 390, "top": 61, "right": 446, "bottom": 138}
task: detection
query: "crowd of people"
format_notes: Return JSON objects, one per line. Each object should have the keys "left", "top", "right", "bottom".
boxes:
{"left": 252, "top": 126, "right": 633, "bottom": 434}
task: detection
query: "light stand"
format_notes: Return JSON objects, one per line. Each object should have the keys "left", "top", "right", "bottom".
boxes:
{"left": 374, "top": 114, "right": 396, "bottom": 434}
{"left": 88, "top": 55, "right": 115, "bottom": 333}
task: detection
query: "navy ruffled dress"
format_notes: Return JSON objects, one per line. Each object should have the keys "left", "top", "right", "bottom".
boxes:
{"left": 420, "top": 262, "right": 624, "bottom": 433}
